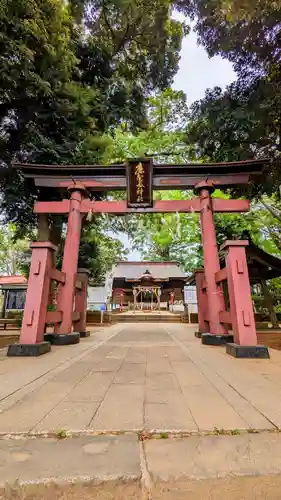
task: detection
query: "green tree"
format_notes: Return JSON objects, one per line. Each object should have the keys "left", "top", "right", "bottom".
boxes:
{"left": 0, "top": 225, "right": 29, "bottom": 275}
{"left": 78, "top": 227, "right": 129, "bottom": 284}
{"left": 186, "top": 0, "right": 281, "bottom": 79}
{"left": 104, "top": 89, "right": 191, "bottom": 163}
{"left": 0, "top": 0, "right": 77, "bottom": 166}
{"left": 0, "top": 0, "right": 189, "bottom": 236}
{"left": 49, "top": 218, "right": 129, "bottom": 284}
{"left": 219, "top": 0, "right": 281, "bottom": 21}
{"left": 185, "top": 0, "right": 281, "bottom": 195}
{"left": 100, "top": 88, "right": 200, "bottom": 270}
{"left": 129, "top": 198, "right": 202, "bottom": 272}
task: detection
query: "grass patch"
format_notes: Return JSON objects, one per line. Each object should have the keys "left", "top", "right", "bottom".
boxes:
{"left": 55, "top": 429, "right": 68, "bottom": 440}
{"left": 158, "top": 432, "right": 169, "bottom": 439}
{"left": 214, "top": 427, "right": 228, "bottom": 435}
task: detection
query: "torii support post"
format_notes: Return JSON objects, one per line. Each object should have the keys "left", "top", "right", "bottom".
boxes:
{"left": 194, "top": 269, "right": 209, "bottom": 338}
{"left": 54, "top": 183, "right": 86, "bottom": 343}
{"left": 195, "top": 181, "right": 233, "bottom": 345}
{"left": 73, "top": 268, "right": 90, "bottom": 337}
{"left": 222, "top": 241, "right": 269, "bottom": 358}
{"left": 7, "top": 242, "right": 55, "bottom": 356}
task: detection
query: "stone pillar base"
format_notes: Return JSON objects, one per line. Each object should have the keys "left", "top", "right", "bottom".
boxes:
{"left": 201, "top": 333, "right": 234, "bottom": 345}
{"left": 79, "top": 331, "right": 90, "bottom": 338}
{"left": 7, "top": 342, "right": 51, "bottom": 357}
{"left": 226, "top": 343, "right": 270, "bottom": 359}
{"left": 44, "top": 333, "right": 80, "bottom": 345}
{"left": 194, "top": 331, "right": 202, "bottom": 338}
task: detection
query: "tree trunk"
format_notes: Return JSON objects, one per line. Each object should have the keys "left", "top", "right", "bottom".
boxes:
{"left": 37, "top": 214, "right": 50, "bottom": 241}
{"left": 261, "top": 199, "right": 281, "bottom": 223}
{"left": 260, "top": 279, "right": 279, "bottom": 328}
{"left": 49, "top": 218, "right": 63, "bottom": 247}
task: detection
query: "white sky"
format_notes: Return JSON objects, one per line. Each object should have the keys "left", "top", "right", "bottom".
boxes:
{"left": 119, "top": 21, "right": 236, "bottom": 261}
{"left": 173, "top": 28, "right": 236, "bottom": 105}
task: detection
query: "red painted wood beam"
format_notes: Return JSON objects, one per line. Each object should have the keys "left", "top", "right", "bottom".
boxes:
{"left": 75, "top": 280, "right": 83, "bottom": 290}
{"left": 219, "top": 311, "right": 232, "bottom": 324}
{"left": 83, "top": 199, "right": 202, "bottom": 213}
{"left": 33, "top": 173, "right": 252, "bottom": 190}
{"left": 34, "top": 178, "right": 125, "bottom": 189}
{"left": 34, "top": 198, "right": 250, "bottom": 215}
{"left": 35, "top": 200, "right": 70, "bottom": 213}
{"left": 215, "top": 268, "right": 228, "bottom": 284}
{"left": 72, "top": 312, "right": 81, "bottom": 322}
{"left": 212, "top": 199, "right": 249, "bottom": 212}
{"left": 46, "top": 311, "right": 62, "bottom": 324}
{"left": 49, "top": 269, "right": 66, "bottom": 284}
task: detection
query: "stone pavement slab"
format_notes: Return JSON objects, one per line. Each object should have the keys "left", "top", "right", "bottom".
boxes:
{"left": 152, "top": 476, "right": 281, "bottom": 500}
{"left": 2, "top": 433, "right": 281, "bottom": 500}
{"left": 145, "top": 433, "right": 281, "bottom": 480}
{"left": 1, "top": 323, "right": 281, "bottom": 433}
{"left": 1, "top": 481, "right": 142, "bottom": 500}
{"left": 0, "top": 434, "right": 140, "bottom": 485}
{"left": 90, "top": 384, "right": 144, "bottom": 431}
{"left": 34, "top": 401, "right": 100, "bottom": 432}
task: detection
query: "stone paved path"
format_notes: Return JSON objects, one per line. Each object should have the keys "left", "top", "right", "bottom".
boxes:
{"left": 0, "top": 323, "right": 281, "bottom": 433}
{"left": 1, "top": 323, "right": 281, "bottom": 497}
{"left": 2, "top": 432, "right": 281, "bottom": 498}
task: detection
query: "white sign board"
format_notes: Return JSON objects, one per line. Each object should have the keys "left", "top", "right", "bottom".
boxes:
{"left": 184, "top": 286, "right": 197, "bottom": 305}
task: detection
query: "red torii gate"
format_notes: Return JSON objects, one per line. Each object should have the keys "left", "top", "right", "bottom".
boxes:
{"left": 7, "top": 158, "right": 269, "bottom": 358}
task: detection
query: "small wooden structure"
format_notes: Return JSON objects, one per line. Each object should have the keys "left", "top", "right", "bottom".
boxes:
{"left": 0, "top": 276, "right": 27, "bottom": 317}
{"left": 6, "top": 157, "right": 270, "bottom": 358}
{"left": 132, "top": 285, "right": 161, "bottom": 312}
{"left": 111, "top": 261, "right": 185, "bottom": 312}
{"left": 188, "top": 241, "right": 281, "bottom": 337}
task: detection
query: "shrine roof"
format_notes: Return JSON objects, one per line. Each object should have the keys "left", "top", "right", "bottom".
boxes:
{"left": 112, "top": 261, "right": 186, "bottom": 281}
{"left": 0, "top": 275, "right": 27, "bottom": 288}
{"left": 187, "top": 242, "right": 281, "bottom": 284}
{"left": 243, "top": 243, "right": 281, "bottom": 281}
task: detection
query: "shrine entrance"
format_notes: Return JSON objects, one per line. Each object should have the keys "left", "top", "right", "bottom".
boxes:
{"left": 133, "top": 285, "right": 161, "bottom": 312}
{"left": 8, "top": 157, "right": 270, "bottom": 359}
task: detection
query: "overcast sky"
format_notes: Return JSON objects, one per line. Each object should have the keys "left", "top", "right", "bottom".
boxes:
{"left": 173, "top": 28, "right": 236, "bottom": 104}
{"left": 119, "top": 22, "right": 236, "bottom": 260}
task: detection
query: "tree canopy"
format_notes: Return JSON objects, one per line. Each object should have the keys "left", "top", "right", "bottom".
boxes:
{"left": 0, "top": 0, "right": 189, "bottom": 233}
{"left": 0, "top": 225, "right": 29, "bottom": 275}
{"left": 2, "top": 0, "right": 281, "bottom": 292}
{"left": 184, "top": 0, "right": 281, "bottom": 194}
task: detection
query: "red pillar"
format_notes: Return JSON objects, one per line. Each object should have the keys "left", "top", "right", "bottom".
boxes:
{"left": 74, "top": 268, "right": 90, "bottom": 336}
{"left": 222, "top": 240, "right": 257, "bottom": 345}
{"left": 195, "top": 181, "right": 227, "bottom": 335}
{"left": 194, "top": 269, "right": 208, "bottom": 334}
{"left": 120, "top": 290, "right": 124, "bottom": 312}
{"left": 15, "top": 242, "right": 56, "bottom": 351}
{"left": 55, "top": 183, "right": 86, "bottom": 334}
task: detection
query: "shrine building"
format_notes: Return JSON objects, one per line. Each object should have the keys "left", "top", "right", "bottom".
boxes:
{"left": 111, "top": 261, "right": 186, "bottom": 311}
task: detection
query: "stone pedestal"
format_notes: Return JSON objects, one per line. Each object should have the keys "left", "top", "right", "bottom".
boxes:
{"left": 79, "top": 331, "right": 90, "bottom": 338}
{"left": 201, "top": 333, "right": 234, "bottom": 345}
{"left": 44, "top": 333, "right": 80, "bottom": 345}
{"left": 226, "top": 343, "right": 270, "bottom": 358}
{"left": 7, "top": 342, "right": 51, "bottom": 357}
